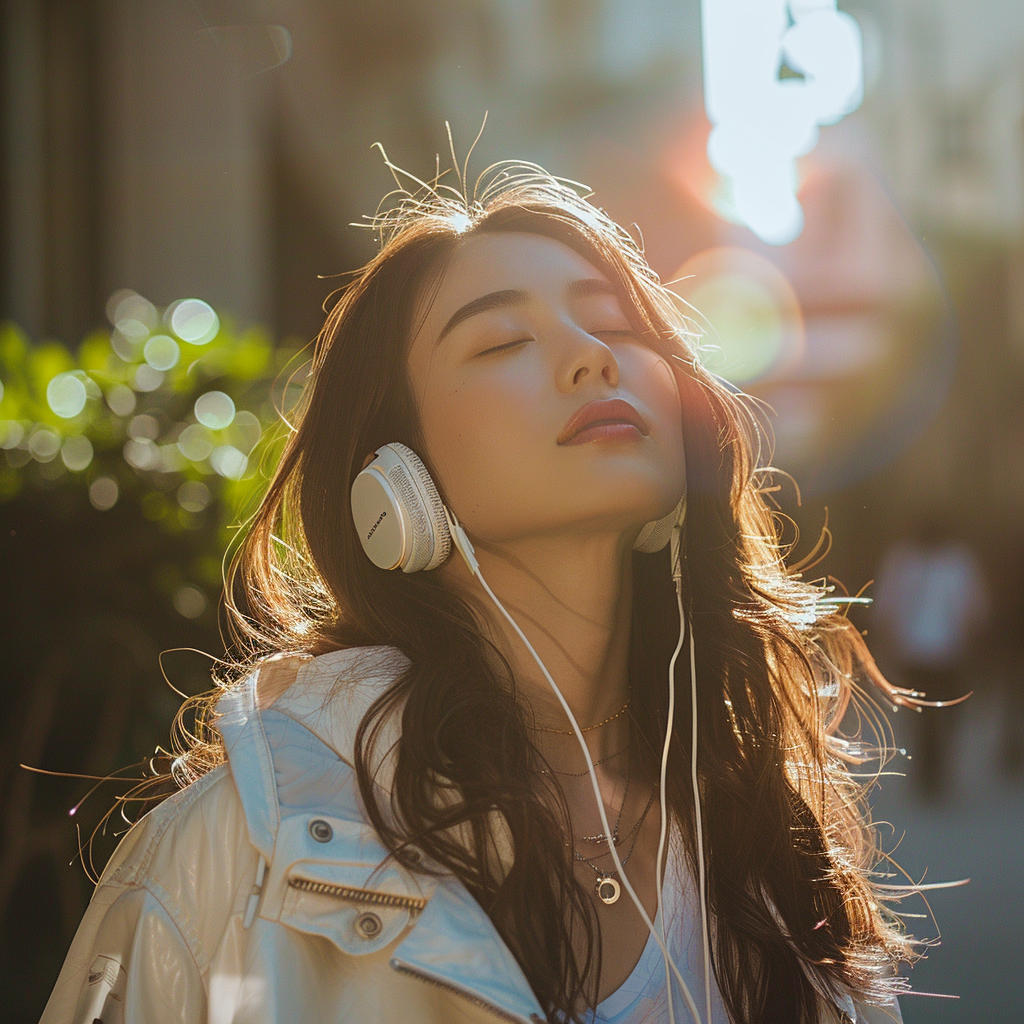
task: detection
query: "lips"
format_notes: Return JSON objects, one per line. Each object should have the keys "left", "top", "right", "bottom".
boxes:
{"left": 557, "top": 398, "right": 650, "bottom": 445}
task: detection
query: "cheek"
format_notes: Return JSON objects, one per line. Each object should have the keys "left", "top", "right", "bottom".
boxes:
{"left": 416, "top": 363, "right": 544, "bottom": 521}
{"left": 628, "top": 348, "right": 684, "bottom": 442}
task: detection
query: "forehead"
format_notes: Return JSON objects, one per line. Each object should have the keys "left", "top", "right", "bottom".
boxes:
{"left": 415, "top": 232, "right": 610, "bottom": 335}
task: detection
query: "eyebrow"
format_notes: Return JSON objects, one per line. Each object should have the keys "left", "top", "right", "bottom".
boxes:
{"left": 435, "top": 277, "right": 618, "bottom": 346}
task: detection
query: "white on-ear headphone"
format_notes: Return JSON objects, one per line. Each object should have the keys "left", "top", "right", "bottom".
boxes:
{"left": 350, "top": 442, "right": 708, "bottom": 1024}
{"left": 351, "top": 442, "right": 684, "bottom": 571}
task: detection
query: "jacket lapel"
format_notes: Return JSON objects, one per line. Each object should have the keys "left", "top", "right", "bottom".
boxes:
{"left": 222, "top": 647, "right": 545, "bottom": 1023}
{"left": 391, "top": 876, "right": 545, "bottom": 1023}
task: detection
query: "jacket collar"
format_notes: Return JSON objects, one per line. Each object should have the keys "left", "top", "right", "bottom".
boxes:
{"left": 272, "top": 645, "right": 410, "bottom": 785}
{"left": 217, "top": 647, "right": 545, "bottom": 1024}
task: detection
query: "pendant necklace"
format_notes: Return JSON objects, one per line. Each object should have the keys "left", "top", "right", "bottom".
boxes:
{"left": 573, "top": 788, "right": 656, "bottom": 905}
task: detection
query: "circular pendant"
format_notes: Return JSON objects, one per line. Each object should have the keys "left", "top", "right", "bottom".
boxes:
{"left": 596, "top": 875, "right": 621, "bottom": 905}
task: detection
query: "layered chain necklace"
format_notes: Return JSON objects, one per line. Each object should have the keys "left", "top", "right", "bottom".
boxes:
{"left": 568, "top": 758, "right": 656, "bottom": 905}
{"left": 535, "top": 693, "right": 650, "bottom": 905}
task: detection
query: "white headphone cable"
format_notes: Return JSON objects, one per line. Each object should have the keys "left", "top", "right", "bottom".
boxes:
{"left": 657, "top": 531, "right": 712, "bottom": 1024}
{"left": 445, "top": 508, "right": 705, "bottom": 1024}
{"left": 656, "top": 571, "right": 685, "bottom": 1024}
{"left": 689, "top": 606, "right": 712, "bottom": 1024}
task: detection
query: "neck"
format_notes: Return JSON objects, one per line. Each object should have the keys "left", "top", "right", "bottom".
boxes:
{"left": 446, "top": 529, "right": 634, "bottom": 762}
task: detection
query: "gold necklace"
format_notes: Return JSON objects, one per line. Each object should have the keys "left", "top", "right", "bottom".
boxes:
{"left": 534, "top": 696, "right": 630, "bottom": 736}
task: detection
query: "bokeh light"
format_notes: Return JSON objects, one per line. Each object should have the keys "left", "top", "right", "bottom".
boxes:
{"left": 169, "top": 299, "right": 219, "bottom": 345}
{"left": 227, "top": 410, "right": 262, "bottom": 454}
{"left": 105, "top": 384, "right": 136, "bottom": 417}
{"left": 173, "top": 585, "right": 207, "bottom": 618}
{"left": 0, "top": 421, "right": 24, "bottom": 450}
{"left": 88, "top": 476, "right": 118, "bottom": 511}
{"left": 143, "top": 334, "right": 180, "bottom": 371}
{"left": 108, "top": 289, "right": 158, "bottom": 334}
{"left": 46, "top": 373, "right": 88, "bottom": 419}
{"left": 176, "top": 423, "right": 214, "bottom": 462}
{"left": 194, "top": 391, "right": 235, "bottom": 430}
{"left": 123, "top": 438, "right": 157, "bottom": 470}
{"left": 210, "top": 445, "right": 248, "bottom": 480}
{"left": 177, "top": 480, "right": 210, "bottom": 513}
{"left": 132, "top": 365, "right": 164, "bottom": 392}
{"left": 128, "top": 414, "right": 160, "bottom": 441}
{"left": 672, "top": 246, "right": 804, "bottom": 384}
{"left": 28, "top": 427, "right": 61, "bottom": 462}
{"left": 60, "top": 436, "right": 93, "bottom": 472}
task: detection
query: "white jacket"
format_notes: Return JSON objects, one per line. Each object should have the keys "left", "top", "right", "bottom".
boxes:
{"left": 40, "top": 646, "right": 900, "bottom": 1024}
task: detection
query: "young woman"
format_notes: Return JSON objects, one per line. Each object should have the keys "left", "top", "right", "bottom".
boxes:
{"left": 43, "top": 164, "right": 917, "bottom": 1024}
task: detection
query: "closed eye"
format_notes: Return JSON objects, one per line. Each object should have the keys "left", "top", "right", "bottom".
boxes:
{"left": 593, "top": 329, "right": 638, "bottom": 339}
{"left": 478, "top": 338, "right": 530, "bottom": 356}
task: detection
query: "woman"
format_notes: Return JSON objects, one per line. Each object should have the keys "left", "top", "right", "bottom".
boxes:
{"left": 43, "top": 164, "right": 917, "bottom": 1024}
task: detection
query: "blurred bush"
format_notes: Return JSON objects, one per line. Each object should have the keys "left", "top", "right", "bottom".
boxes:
{"left": 0, "top": 297, "right": 305, "bottom": 1021}
{"left": 0, "top": 292, "right": 303, "bottom": 552}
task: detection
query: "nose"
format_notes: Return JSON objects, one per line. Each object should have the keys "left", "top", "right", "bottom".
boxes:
{"left": 555, "top": 324, "right": 620, "bottom": 393}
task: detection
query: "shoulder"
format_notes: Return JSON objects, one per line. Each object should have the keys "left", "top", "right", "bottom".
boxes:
{"left": 106, "top": 763, "right": 251, "bottom": 883}
{"left": 100, "top": 765, "right": 258, "bottom": 955}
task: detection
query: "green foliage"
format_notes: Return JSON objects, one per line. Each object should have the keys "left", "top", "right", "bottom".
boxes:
{"left": 0, "top": 294, "right": 307, "bottom": 551}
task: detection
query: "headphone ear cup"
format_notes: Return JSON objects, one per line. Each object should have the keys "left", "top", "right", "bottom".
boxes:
{"left": 387, "top": 443, "right": 451, "bottom": 571}
{"left": 350, "top": 443, "right": 451, "bottom": 572}
{"left": 633, "top": 496, "right": 686, "bottom": 553}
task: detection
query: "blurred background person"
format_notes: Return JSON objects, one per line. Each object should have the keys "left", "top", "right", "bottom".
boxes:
{"left": 873, "top": 514, "right": 989, "bottom": 798}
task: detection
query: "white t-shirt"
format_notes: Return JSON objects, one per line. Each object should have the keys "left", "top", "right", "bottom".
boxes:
{"left": 584, "top": 842, "right": 901, "bottom": 1024}
{"left": 585, "top": 842, "right": 729, "bottom": 1024}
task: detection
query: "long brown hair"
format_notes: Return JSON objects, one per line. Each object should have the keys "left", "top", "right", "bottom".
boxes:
{"left": 181, "top": 163, "right": 920, "bottom": 1022}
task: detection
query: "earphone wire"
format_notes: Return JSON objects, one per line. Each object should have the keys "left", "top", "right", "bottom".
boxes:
{"left": 444, "top": 507, "right": 704, "bottom": 1024}
{"left": 665, "top": 522, "right": 713, "bottom": 1024}
{"left": 656, "top": 571, "right": 686, "bottom": 1024}
{"left": 690, "top": 616, "right": 713, "bottom": 1024}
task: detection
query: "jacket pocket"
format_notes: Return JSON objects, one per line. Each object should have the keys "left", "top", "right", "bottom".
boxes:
{"left": 262, "top": 813, "right": 430, "bottom": 956}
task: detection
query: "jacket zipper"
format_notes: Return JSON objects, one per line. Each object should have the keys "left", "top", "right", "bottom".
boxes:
{"left": 287, "top": 876, "right": 427, "bottom": 913}
{"left": 389, "top": 960, "right": 542, "bottom": 1024}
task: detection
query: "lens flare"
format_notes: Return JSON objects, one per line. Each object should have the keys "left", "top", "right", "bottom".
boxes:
{"left": 671, "top": 246, "right": 804, "bottom": 385}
